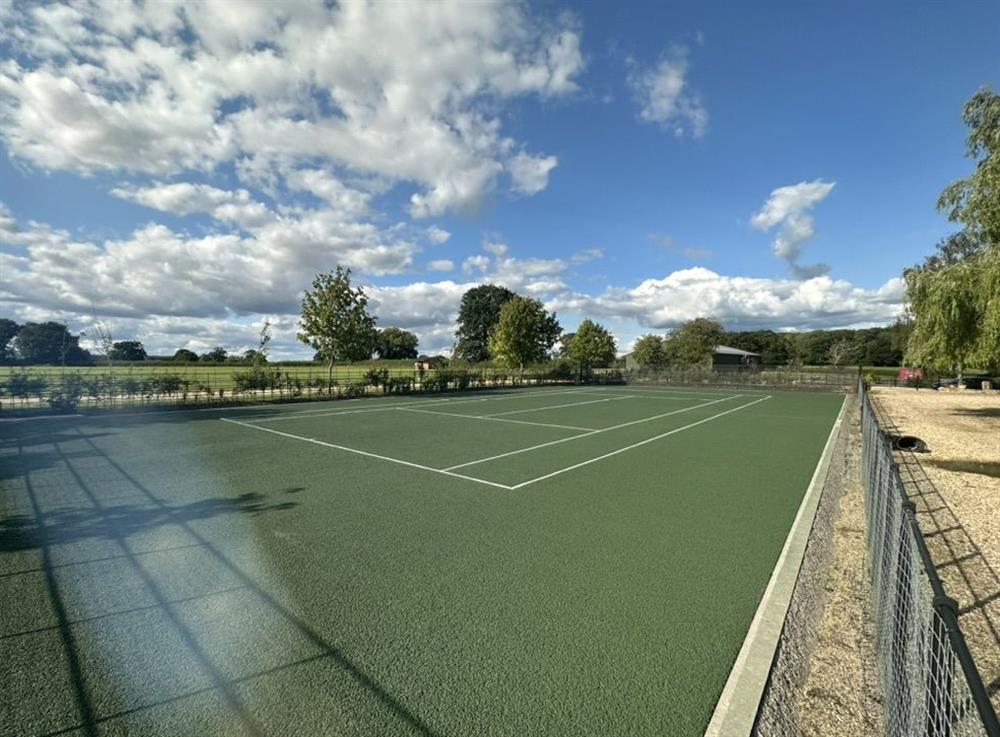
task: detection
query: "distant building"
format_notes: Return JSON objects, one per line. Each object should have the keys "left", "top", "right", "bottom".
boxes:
{"left": 711, "top": 345, "right": 760, "bottom": 368}
{"left": 623, "top": 344, "right": 761, "bottom": 370}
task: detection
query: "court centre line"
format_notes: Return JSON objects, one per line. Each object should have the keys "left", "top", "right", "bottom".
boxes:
{"left": 242, "top": 387, "right": 598, "bottom": 423}
{"left": 510, "top": 395, "right": 772, "bottom": 490}
{"left": 443, "top": 393, "right": 741, "bottom": 471}
{"left": 483, "top": 394, "right": 634, "bottom": 417}
{"left": 396, "top": 406, "right": 597, "bottom": 432}
{"left": 219, "top": 418, "right": 514, "bottom": 490}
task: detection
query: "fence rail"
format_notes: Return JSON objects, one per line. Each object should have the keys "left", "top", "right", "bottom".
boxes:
{"left": 860, "top": 381, "right": 1000, "bottom": 737}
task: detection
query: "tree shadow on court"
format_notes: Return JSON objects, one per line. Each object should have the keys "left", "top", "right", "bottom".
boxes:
{"left": 950, "top": 406, "right": 1000, "bottom": 419}
{"left": 873, "top": 399, "right": 1000, "bottom": 699}
{"left": 4, "top": 429, "right": 445, "bottom": 737}
{"left": 0, "top": 492, "right": 298, "bottom": 553}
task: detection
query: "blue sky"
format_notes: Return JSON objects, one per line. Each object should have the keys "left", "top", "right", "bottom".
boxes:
{"left": 0, "top": 1, "right": 996, "bottom": 356}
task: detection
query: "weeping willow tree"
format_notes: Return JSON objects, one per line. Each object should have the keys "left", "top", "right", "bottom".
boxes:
{"left": 904, "top": 256, "right": 993, "bottom": 378}
{"left": 905, "top": 89, "right": 1000, "bottom": 378}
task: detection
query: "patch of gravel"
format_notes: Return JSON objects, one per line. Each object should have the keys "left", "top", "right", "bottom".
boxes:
{"left": 754, "top": 396, "right": 884, "bottom": 736}
{"left": 871, "top": 387, "right": 1000, "bottom": 713}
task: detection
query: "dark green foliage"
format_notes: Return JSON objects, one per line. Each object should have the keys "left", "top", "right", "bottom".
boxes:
{"left": 567, "top": 319, "right": 617, "bottom": 371}
{"left": 173, "top": 348, "right": 199, "bottom": 362}
{"left": 12, "top": 322, "right": 91, "bottom": 364}
{"left": 454, "top": 284, "right": 516, "bottom": 362}
{"left": 487, "top": 296, "right": 561, "bottom": 370}
{"left": 375, "top": 327, "right": 419, "bottom": 360}
{"left": 202, "top": 346, "right": 229, "bottom": 363}
{"left": 109, "top": 340, "right": 147, "bottom": 361}
{"left": 664, "top": 318, "right": 725, "bottom": 367}
{"left": 722, "top": 330, "right": 792, "bottom": 365}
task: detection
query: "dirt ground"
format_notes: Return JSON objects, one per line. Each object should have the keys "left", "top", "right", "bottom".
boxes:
{"left": 871, "top": 387, "right": 1000, "bottom": 712}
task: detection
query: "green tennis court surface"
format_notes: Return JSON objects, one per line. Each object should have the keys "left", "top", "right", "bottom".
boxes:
{"left": 1, "top": 385, "right": 843, "bottom": 737}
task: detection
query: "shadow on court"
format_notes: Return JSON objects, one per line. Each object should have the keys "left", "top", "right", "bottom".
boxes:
{"left": 1, "top": 423, "right": 446, "bottom": 737}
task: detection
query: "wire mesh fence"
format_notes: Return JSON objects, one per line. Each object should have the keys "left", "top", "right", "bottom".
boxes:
{"left": 624, "top": 365, "right": 862, "bottom": 390}
{"left": 861, "top": 382, "right": 1000, "bottom": 737}
{"left": 0, "top": 364, "right": 626, "bottom": 414}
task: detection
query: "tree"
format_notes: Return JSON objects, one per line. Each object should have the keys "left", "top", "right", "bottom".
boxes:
{"left": 558, "top": 332, "right": 576, "bottom": 358}
{"left": 938, "top": 89, "right": 1000, "bottom": 246}
{"left": 108, "top": 340, "right": 147, "bottom": 361}
{"left": 13, "top": 322, "right": 90, "bottom": 364}
{"left": 631, "top": 334, "right": 667, "bottom": 370}
{"left": 487, "top": 296, "right": 561, "bottom": 372}
{"left": 202, "top": 346, "right": 229, "bottom": 363}
{"left": 173, "top": 348, "right": 199, "bottom": 362}
{"left": 919, "top": 231, "right": 990, "bottom": 271}
{"left": 904, "top": 260, "right": 981, "bottom": 379}
{"left": 827, "top": 338, "right": 861, "bottom": 368}
{"left": 723, "top": 330, "right": 793, "bottom": 365}
{"left": 454, "top": 284, "right": 516, "bottom": 362}
{"left": 0, "top": 318, "right": 21, "bottom": 361}
{"left": 298, "top": 266, "right": 378, "bottom": 388}
{"left": 664, "top": 318, "right": 725, "bottom": 367}
{"left": 375, "top": 327, "right": 419, "bottom": 360}
{"left": 567, "top": 319, "right": 617, "bottom": 372}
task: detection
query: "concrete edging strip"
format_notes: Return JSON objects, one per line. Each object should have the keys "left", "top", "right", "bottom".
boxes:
{"left": 703, "top": 393, "right": 851, "bottom": 737}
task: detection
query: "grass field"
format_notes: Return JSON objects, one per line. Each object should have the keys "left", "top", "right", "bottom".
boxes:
{"left": 0, "top": 384, "right": 844, "bottom": 736}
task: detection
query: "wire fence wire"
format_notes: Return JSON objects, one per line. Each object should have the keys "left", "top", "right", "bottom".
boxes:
{"left": 861, "top": 382, "right": 1000, "bottom": 737}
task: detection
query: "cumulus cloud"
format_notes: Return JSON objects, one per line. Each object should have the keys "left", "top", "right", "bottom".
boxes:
{"left": 424, "top": 226, "right": 451, "bottom": 245}
{"left": 427, "top": 259, "right": 454, "bottom": 272}
{"left": 627, "top": 46, "right": 707, "bottom": 138}
{"left": 0, "top": 1, "right": 581, "bottom": 215}
{"left": 751, "top": 180, "right": 836, "bottom": 279}
{"left": 570, "top": 247, "right": 604, "bottom": 264}
{"left": 111, "top": 182, "right": 274, "bottom": 229}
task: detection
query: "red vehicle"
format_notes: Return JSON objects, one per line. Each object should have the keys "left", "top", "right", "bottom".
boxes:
{"left": 898, "top": 367, "right": 924, "bottom": 381}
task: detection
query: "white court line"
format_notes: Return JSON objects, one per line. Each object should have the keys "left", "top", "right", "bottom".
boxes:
{"left": 397, "top": 406, "right": 596, "bottom": 432}
{"left": 219, "top": 417, "right": 513, "bottom": 490}
{"left": 509, "top": 395, "right": 772, "bottom": 489}
{"left": 484, "top": 394, "right": 634, "bottom": 417}
{"left": 443, "top": 393, "right": 740, "bottom": 471}
{"left": 243, "top": 387, "right": 596, "bottom": 423}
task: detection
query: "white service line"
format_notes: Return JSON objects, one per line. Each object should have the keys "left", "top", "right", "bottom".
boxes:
{"left": 397, "top": 406, "right": 596, "bottom": 432}
{"left": 484, "top": 394, "right": 634, "bottom": 417}
{"left": 443, "top": 393, "right": 740, "bottom": 471}
{"left": 509, "top": 395, "right": 772, "bottom": 489}
{"left": 219, "top": 417, "right": 513, "bottom": 490}
{"left": 242, "top": 387, "right": 596, "bottom": 423}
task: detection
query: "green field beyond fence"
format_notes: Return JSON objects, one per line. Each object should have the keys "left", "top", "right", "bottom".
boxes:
{"left": 0, "top": 384, "right": 845, "bottom": 736}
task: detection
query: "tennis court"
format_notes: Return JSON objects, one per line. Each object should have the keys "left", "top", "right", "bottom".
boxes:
{"left": 1, "top": 385, "right": 844, "bottom": 736}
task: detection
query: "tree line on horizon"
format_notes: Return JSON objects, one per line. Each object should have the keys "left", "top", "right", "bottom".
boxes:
{"left": 3, "top": 88, "right": 997, "bottom": 378}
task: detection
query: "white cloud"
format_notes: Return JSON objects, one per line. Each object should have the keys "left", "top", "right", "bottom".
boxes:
{"left": 0, "top": 2, "right": 581, "bottom": 214}
{"left": 111, "top": 182, "right": 274, "bottom": 229}
{"left": 627, "top": 47, "right": 707, "bottom": 138}
{"left": 424, "top": 226, "right": 451, "bottom": 245}
{"left": 427, "top": 259, "right": 454, "bottom": 272}
{"left": 570, "top": 247, "right": 603, "bottom": 263}
{"left": 751, "top": 180, "right": 836, "bottom": 279}
{"left": 483, "top": 241, "right": 509, "bottom": 256}
{"left": 508, "top": 151, "right": 558, "bottom": 194}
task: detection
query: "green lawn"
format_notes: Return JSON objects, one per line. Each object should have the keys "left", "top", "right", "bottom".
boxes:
{"left": 0, "top": 385, "right": 844, "bottom": 736}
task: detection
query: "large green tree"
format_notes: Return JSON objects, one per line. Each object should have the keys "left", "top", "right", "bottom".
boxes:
{"left": 937, "top": 89, "right": 1000, "bottom": 246}
{"left": 454, "top": 284, "right": 516, "bottom": 362}
{"left": 567, "top": 319, "right": 617, "bottom": 372}
{"left": 664, "top": 318, "right": 725, "bottom": 367}
{"left": 108, "top": 340, "right": 147, "bottom": 361}
{"left": 13, "top": 322, "right": 90, "bottom": 364}
{"left": 173, "top": 348, "right": 199, "bottom": 362}
{"left": 487, "top": 296, "right": 561, "bottom": 372}
{"left": 631, "top": 334, "right": 667, "bottom": 370}
{"left": 298, "top": 266, "right": 378, "bottom": 387}
{"left": 375, "top": 327, "right": 419, "bottom": 360}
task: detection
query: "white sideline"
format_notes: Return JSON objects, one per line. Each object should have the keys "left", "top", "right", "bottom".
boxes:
{"left": 509, "top": 395, "right": 771, "bottom": 489}
{"left": 703, "top": 394, "right": 849, "bottom": 737}
{"left": 242, "top": 387, "right": 597, "bottom": 423}
{"left": 443, "top": 393, "right": 741, "bottom": 471}
{"left": 396, "top": 406, "right": 596, "bottom": 432}
{"left": 483, "top": 394, "right": 633, "bottom": 417}
{"left": 219, "top": 417, "right": 514, "bottom": 490}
